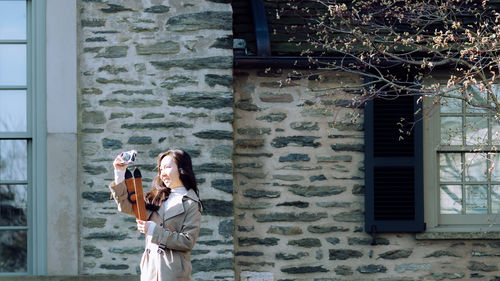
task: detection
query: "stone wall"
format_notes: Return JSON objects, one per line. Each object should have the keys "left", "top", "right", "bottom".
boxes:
{"left": 233, "top": 69, "right": 500, "bottom": 281}
{"left": 77, "top": 1, "right": 234, "bottom": 279}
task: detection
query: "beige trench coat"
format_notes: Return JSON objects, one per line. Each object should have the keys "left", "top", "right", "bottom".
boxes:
{"left": 109, "top": 181, "right": 202, "bottom": 281}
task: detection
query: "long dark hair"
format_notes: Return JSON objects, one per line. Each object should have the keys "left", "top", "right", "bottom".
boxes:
{"left": 145, "top": 150, "right": 199, "bottom": 211}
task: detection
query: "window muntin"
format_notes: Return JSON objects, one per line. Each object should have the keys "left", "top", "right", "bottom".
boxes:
{"left": 438, "top": 88, "right": 500, "bottom": 222}
{"left": 0, "top": 0, "right": 29, "bottom": 274}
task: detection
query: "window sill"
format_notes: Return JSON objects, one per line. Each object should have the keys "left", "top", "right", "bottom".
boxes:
{"left": 416, "top": 226, "right": 500, "bottom": 240}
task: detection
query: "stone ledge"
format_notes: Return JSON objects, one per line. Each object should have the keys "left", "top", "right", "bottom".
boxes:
{"left": 416, "top": 231, "right": 500, "bottom": 240}
{"left": 0, "top": 276, "right": 138, "bottom": 281}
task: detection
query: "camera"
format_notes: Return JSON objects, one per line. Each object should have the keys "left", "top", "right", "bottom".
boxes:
{"left": 119, "top": 150, "right": 137, "bottom": 164}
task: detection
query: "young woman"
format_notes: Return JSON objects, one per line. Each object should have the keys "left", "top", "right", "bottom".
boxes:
{"left": 109, "top": 150, "right": 203, "bottom": 281}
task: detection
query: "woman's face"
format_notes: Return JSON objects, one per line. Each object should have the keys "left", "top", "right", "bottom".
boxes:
{"left": 159, "top": 155, "right": 183, "bottom": 188}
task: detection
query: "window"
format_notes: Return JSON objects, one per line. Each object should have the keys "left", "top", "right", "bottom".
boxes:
{"left": 0, "top": 0, "right": 46, "bottom": 274}
{"left": 425, "top": 86, "right": 500, "bottom": 230}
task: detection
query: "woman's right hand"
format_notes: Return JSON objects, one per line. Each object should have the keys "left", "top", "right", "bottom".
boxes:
{"left": 113, "top": 155, "right": 128, "bottom": 171}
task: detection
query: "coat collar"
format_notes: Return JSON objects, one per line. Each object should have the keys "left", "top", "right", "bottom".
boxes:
{"left": 162, "top": 189, "right": 200, "bottom": 221}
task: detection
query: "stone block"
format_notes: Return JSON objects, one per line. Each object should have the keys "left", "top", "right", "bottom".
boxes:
{"left": 357, "top": 264, "right": 387, "bottom": 274}
{"left": 256, "top": 112, "right": 287, "bottom": 122}
{"left": 84, "top": 232, "right": 129, "bottom": 240}
{"left": 144, "top": 5, "right": 170, "bottom": 13}
{"left": 98, "top": 65, "right": 127, "bottom": 74}
{"left": 136, "top": 41, "right": 180, "bottom": 55}
{"left": 95, "top": 46, "right": 128, "bottom": 58}
{"left": 279, "top": 154, "right": 310, "bottom": 162}
{"left": 235, "top": 139, "right": 265, "bottom": 149}
{"left": 290, "top": 122, "right": 320, "bottom": 131}
{"left": 166, "top": 11, "right": 232, "bottom": 31}
{"left": 237, "top": 127, "right": 271, "bottom": 136}
{"left": 329, "top": 249, "right": 363, "bottom": 260}
{"left": 253, "top": 212, "right": 327, "bottom": 222}
{"left": 238, "top": 237, "right": 279, "bottom": 246}
{"left": 308, "top": 225, "right": 349, "bottom": 233}
{"left": 151, "top": 56, "right": 232, "bottom": 70}
{"left": 83, "top": 165, "right": 107, "bottom": 175}
{"left": 288, "top": 185, "right": 346, "bottom": 197}
{"left": 310, "top": 175, "right": 327, "bottom": 182}
{"left": 83, "top": 245, "right": 103, "bottom": 258}
{"left": 288, "top": 238, "right": 321, "bottom": 247}
{"left": 202, "top": 199, "right": 233, "bottom": 216}
{"left": 194, "top": 163, "right": 232, "bottom": 174}
{"left": 99, "top": 99, "right": 161, "bottom": 107}
{"left": 259, "top": 92, "right": 294, "bottom": 103}
{"left": 216, "top": 112, "right": 233, "bottom": 123}
{"left": 194, "top": 130, "right": 233, "bottom": 140}
{"left": 281, "top": 266, "right": 328, "bottom": 274}
{"left": 326, "top": 237, "right": 340, "bottom": 245}
{"left": 112, "top": 89, "right": 153, "bottom": 95}
{"left": 267, "top": 225, "right": 303, "bottom": 235}
{"left": 271, "top": 136, "right": 321, "bottom": 148}
{"left": 331, "top": 143, "right": 364, "bottom": 152}
{"left": 348, "top": 237, "right": 390, "bottom": 245}
{"left": 424, "top": 250, "right": 461, "bottom": 258}
{"left": 102, "top": 138, "right": 123, "bottom": 149}
{"left": 81, "top": 88, "right": 103, "bottom": 95}
{"left": 210, "top": 35, "right": 233, "bottom": 49}
{"left": 275, "top": 252, "right": 308, "bottom": 260}
{"left": 211, "top": 179, "right": 233, "bottom": 193}
{"left": 335, "top": 265, "right": 353, "bottom": 276}
{"left": 108, "top": 246, "right": 143, "bottom": 254}
{"left": 160, "top": 75, "right": 197, "bottom": 90}
{"left": 218, "top": 220, "right": 234, "bottom": 238}
{"left": 467, "top": 261, "right": 498, "bottom": 272}
{"left": 121, "top": 122, "right": 193, "bottom": 130}
{"left": 272, "top": 174, "right": 304, "bottom": 181}
{"left": 100, "top": 4, "right": 133, "bottom": 13}
{"left": 243, "top": 189, "right": 280, "bottom": 198}
{"left": 169, "top": 92, "right": 233, "bottom": 109}
{"left": 235, "top": 251, "right": 264, "bottom": 256}
{"left": 379, "top": 249, "right": 412, "bottom": 259}
{"left": 128, "top": 136, "right": 152, "bottom": 145}
{"left": 82, "top": 217, "right": 106, "bottom": 228}
{"left": 276, "top": 201, "right": 309, "bottom": 208}
{"left": 81, "top": 19, "right": 106, "bottom": 27}
{"left": 333, "top": 210, "right": 364, "bottom": 222}
{"left": 395, "top": 263, "right": 432, "bottom": 273}
{"left": 205, "top": 74, "right": 233, "bottom": 87}
{"left": 99, "top": 264, "right": 129, "bottom": 270}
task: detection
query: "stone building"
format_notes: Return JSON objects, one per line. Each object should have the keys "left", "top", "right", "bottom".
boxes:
{"left": 0, "top": 0, "right": 499, "bottom": 281}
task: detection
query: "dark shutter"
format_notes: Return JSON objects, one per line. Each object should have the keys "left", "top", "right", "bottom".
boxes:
{"left": 365, "top": 94, "right": 424, "bottom": 233}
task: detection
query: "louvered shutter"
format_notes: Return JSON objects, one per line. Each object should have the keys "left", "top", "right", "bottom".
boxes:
{"left": 364, "top": 95, "right": 425, "bottom": 233}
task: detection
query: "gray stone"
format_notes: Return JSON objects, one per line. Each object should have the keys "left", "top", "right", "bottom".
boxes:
{"left": 210, "top": 35, "right": 232, "bottom": 49}
{"left": 235, "top": 251, "right": 263, "bottom": 256}
{"left": 357, "top": 264, "right": 387, "bottom": 274}
{"left": 84, "top": 232, "right": 129, "bottom": 240}
{"left": 330, "top": 122, "right": 363, "bottom": 131}
{"left": 253, "top": 212, "right": 327, "bottom": 222}
{"left": 83, "top": 245, "right": 102, "bottom": 258}
{"left": 260, "top": 92, "right": 293, "bottom": 103}
{"left": 271, "top": 136, "right": 321, "bottom": 148}
{"left": 194, "top": 130, "right": 233, "bottom": 140}
{"left": 112, "top": 89, "right": 153, "bottom": 96}
{"left": 352, "top": 185, "right": 365, "bottom": 195}
{"left": 276, "top": 252, "right": 308, "bottom": 260}
{"left": 333, "top": 210, "right": 364, "bottom": 222}
{"left": 95, "top": 46, "right": 128, "bottom": 58}
{"left": 196, "top": 240, "right": 233, "bottom": 246}
{"left": 182, "top": 112, "right": 208, "bottom": 118}
{"left": 144, "top": 5, "right": 170, "bottom": 13}
{"left": 256, "top": 112, "right": 287, "bottom": 122}
{"left": 238, "top": 226, "right": 254, "bottom": 232}
{"left": 431, "top": 272, "right": 465, "bottom": 280}
{"left": 272, "top": 174, "right": 304, "bottom": 181}
{"left": 238, "top": 237, "right": 279, "bottom": 246}
{"left": 288, "top": 185, "right": 346, "bottom": 197}
{"left": 317, "top": 155, "right": 353, "bottom": 163}
{"left": 236, "top": 202, "right": 271, "bottom": 210}
{"left": 166, "top": 11, "right": 232, "bottom": 31}
{"left": 100, "top": 264, "right": 129, "bottom": 270}
{"left": 331, "top": 144, "right": 364, "bottom": 152}
{"left": 129, "top": 25, "right": 159, "bottom": 33}
{"left": 216, "top": 112, "right": 233, "bottom": 123}
{"left": 243, "top": 189, "right": 280, "bottom": 198}
{"left": 101, "top": 4, "right": 132, "bottom": 13}
{"left": 348, "top": 237, "right": 390, "bottom": 245}
{"left": 472, "top": 251, "right": 500, "bottom": 257}
{"left": 326, "top": 237, "right": 340, "bottom": 245}
{"left": 234, "top": 152, "right": 273, "bottom": 158}
{"left": 202, "top": 199, "right": 233, "bottom": 216}
{"left": 316, "top": 202, "right": 351, "bottom": 208}
{"left": 83, "top": 165, "right": 107, "bottom": 175}
{"left": 288, "top": 238, "right": 321, "bottom": 247}
{"left": 316, "top": 249, "right": 323, "bottom": 260}
{"left": 424, "top": 250, "right": 461, "bottom": 258}
{"left": 194, "top": 163, "right": 232, "bottom": 174}
{"left": 97, "top": 65, "right": 127, "bottom": 74}
{"left": 280, "top": 164, "right": 322, "bottom": 170}
{"left": 81, "top": 88, "right": 103, "bottom": 95}
{"left": 141, "top": 113, "right": 164, "bottom": 119}
{"left": 279, "top": 154, "right": 310, "bottom": 162}
{"left": 489, "top": 242, "right": 500, "bottom": 248}
{"left": 291, "top": 122, "right": 320, "bottom": 131}
{"left": 267, "top": 225, "right": 303, "bottom": 235}
{"left": 81, "top": 19, "right": 106, "bottom": 27}
{"left": 85, "top": 37, "right": 106, "bottom": 42}
{"left": 329, "top": 249, "right": 363, "bottom": 260}
{"left": 218, "top": 220, "right": 234, "bottom": 238}
{"left": 395, "top": 263, "right": 432, "bottom": 273}
{"left": 136, "top": 41, "right": 180, "bottom": 55}
{"left": 128, "top": 136, "right": 152, "bottom": 145}
{"left": 134, "top": 63, "right": 146, "bottom": 72}
{"left": 199, "top": 228, "right": 213, "bottom": 237}
{"left": 82, "top": 217, "right": 106, "bottom": 228}
{"left": 237, "top": 127, "right": 271, "bottom": 136}
{"left": 83, "top": 47, "right": 102, "bottom": 53}
{"left": 211, "top": 179, "right": 233, "bottom": 193}
{"left": 335, "top": 265, "right": 353, "bottom": 276}
{"left": 205, "top": 74, "right": 232, "bottom": 87}
{"left": 102, "top": 138, "right": 123, "bottom": 149}
{"left": 108, "top": 247, "right": 143, "bottom": 254}
{"left": 169, "top": 92, "right": 232, "bottom": 109}
{"left": 235, "top": 139, "right": 265, "bottom": 149}
{"left": 100, "top": 99, "right": 160, "bottom": 108}
{"left": 281, "top": 266, "right": 328, "bottom": 274}
{"left": 308, "top": 225, "right": 349, "bottom": 233}
{"left": 191, "top": 250, "right": 210, "bottom": 255}
{"left": 151, "top": 56, "right": 232, "bottom": 70}
{"left": 238, "top": 261, "right": 274, "bottom": 267}
{"left": 96, "top": 78, "right": 143, "bottom": 85}
{"left": 310, "top": 175, "right": 327, "bottom": 182}
{"left": 467, "top": 261, "right": 498, "bottom": 272}
{"left": 235, "top": 98, "right": 261, "bottom": 111}
{"left": 160, "top": 75, "right": 197, "bottom": 90}
{"left": 121, "top": 122, "right": 192, "bottom": 130}
{"left": 276, "top": 201, "right": 309, "bottom": 208}
{"left": 379, "top": 249, "right": 412, "bottom": 259}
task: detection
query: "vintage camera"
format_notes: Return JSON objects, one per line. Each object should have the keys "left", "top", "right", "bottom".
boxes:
{"left": 119, "top": 150, "right": 137, "bottom": 165}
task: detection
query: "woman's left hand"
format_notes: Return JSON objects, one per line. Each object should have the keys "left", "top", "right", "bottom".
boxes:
{"left": 136, "top": 219, "right": 149, "bottom": 234}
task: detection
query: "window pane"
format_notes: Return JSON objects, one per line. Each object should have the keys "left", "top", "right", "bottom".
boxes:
{"left": 0, "top": 185, "right": 27, "bottom": 226}
{"left": 0, "top": 90, "right": 26, "bottom": 132}
{"left": 465, "top": 117, "right": 489, "bottom": 146}
{"left": 0, "top": 230, "right": 27, "bottom": 272}
{"left": 465, "top": 185, "right": 488, "bottom": 214}
{"left": 491, "top": 154, "right": 500, "bottom": 181}
{"left": 441, "top": 116, "right": 462, "bottom": 145}
{"left": 0, "top": 1, "right": 26, "bottom": 40}
{"left": 464, "top": 153, "right": 488, "bottom": 182}
{"left": 440, "top": 185, "right": 462, "bottom": 214}
{"left": 440, "top": 153, "right": 462, "bottom": 182}
{"left": 492, "top": 117, "right": 500, "bottom": 145}
{"left": 0, "top": 44, "right": 26, "bottom": 86}
{"left": 465, "top": 86, "right": 489, "bottom": 113}
{"left": 493, "top": 185, "right": 500, "bottom": 213}
{"left": 440, "top": 97, "right": 462, "bottom": 114}
{"left": 0, "top": 140, "right": 27, "bottom": 181}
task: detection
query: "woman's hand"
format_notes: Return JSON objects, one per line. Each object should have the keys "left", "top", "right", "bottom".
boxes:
{"left": 137, "top": 219, "right": 149, "bottom": 234}
{"left": 113, "top": 155, "right": 128, "bottom": 171}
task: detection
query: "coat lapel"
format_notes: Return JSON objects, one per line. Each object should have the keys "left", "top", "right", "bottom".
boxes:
{"left": 163, "top": 200, "right": 185, "bottom": 221}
